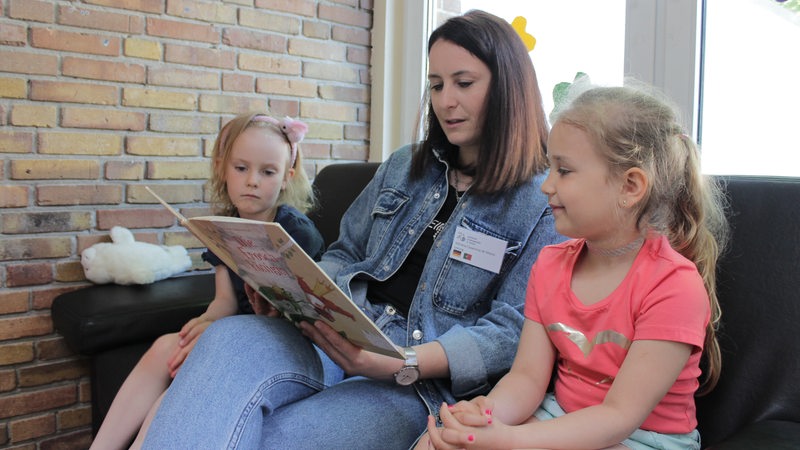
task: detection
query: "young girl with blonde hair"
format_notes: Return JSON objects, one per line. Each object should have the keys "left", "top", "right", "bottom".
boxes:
{"left": 423, "top": 84, "right": 729, "bottom": 450}
{"left": 91, "top": 113, "right": 323, "bottom": 450}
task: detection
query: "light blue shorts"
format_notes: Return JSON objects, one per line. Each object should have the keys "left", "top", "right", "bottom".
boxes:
{"left": 533, "top": 393, "right": 701, "bottom": 450}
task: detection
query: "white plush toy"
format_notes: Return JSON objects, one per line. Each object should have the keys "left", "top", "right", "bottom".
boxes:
{"left": 81, "top": 226, "right": 192, "bottom": 285}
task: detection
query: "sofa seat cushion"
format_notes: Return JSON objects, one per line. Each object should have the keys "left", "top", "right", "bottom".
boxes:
{"left": 707, "top": 420, "right": 800, "bottom": 449}
{"left": 52, "top": 274, "right": 215, "bottom": 355}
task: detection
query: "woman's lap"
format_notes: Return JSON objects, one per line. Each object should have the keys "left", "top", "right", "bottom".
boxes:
{"left": 143, "top": 315, "right": 428, "bottom": 449}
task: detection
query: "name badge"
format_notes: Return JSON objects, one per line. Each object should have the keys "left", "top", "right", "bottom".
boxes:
{"left": 449, "top": 226, "right": 507, "bottom": 274}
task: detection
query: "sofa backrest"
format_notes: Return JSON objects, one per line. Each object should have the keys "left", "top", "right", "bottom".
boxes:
{"left": 308, "top": 162, "right": 381, "bottom": 248}
{"left": 695, "top": 176, "right": 800, "bottom": 446}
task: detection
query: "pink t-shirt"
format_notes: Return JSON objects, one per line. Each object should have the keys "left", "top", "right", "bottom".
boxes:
{"left": 524, "top": 235, "right": 709, "bottom": 433}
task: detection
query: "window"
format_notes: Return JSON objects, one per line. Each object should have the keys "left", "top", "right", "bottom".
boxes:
{"left": 458, "top": 1, "right": 626, "bottom": 119}
{"left": 699, "top": 0, "right": 800, "bottom": 176}
{"left": 415, "top": 0, "right": 800, "bottom": 177}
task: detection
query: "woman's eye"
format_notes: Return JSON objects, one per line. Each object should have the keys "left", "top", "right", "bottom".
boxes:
{"left": 234, "top": 165, "right": 246, "bottom": 172}
{"left": 429, "top": 83, "right": 442, "bottom": 92}
{"left": 262, "top": 169, "right": 276, "bottom": 176}
{"left": 457, "top": 81, "right": 473, "bottom": 88}
{"left": 557, "top": 168, "right": 571, "bottom": 176}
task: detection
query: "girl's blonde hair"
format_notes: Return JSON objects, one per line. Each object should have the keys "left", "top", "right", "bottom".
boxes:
{"left": 554, "top": 84, "right": 729, "bottom": 394}
{"left": 209, "top": 112, "right": 315, "bottom": 217}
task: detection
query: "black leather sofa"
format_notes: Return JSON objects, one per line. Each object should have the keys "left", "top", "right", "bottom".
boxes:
{"left": 52, "top": 168, "right": 799, "bottom": 448}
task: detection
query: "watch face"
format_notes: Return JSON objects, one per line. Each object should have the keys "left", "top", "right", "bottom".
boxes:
{"left": 395, "top": 367, "right": 419, "bottom": 386}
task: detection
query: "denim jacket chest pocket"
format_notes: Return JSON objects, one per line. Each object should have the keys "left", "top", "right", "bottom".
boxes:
{"left": 431, "top": 216, "right": 523, "bottom": 316}
{"left": 366, "top": 188, "right": 410, "bottom": 257}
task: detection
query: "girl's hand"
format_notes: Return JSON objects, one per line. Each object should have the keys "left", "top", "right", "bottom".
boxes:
{"left": 446, "top": 398, "right": 494, "bottom": 427}
{"left": 299, "top": 319, "right": 401, "bottom": 380}
{"left": 168, "top": 319, "right": 212, "bottom": 377}
{"left": 244, "top": 284, "right": 280, "bottom": 317}
{"left": 431, "top": 400, "right": 510, "bottom": 450}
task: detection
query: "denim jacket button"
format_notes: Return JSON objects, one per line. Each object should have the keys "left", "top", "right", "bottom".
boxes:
{"left": 412, "top": 330, "right": 423, "bottom": 340}
{"left": 434, "top": 192, "right": 440, "bottom": 199}
{"left": 419, "top": 282, "right": 427, "bottom": 291}
{"left": 408, "top": 229, "right": 415, "bottom": 235}
{"left": 385, "top": 305, "right": 396, "bottom": 315}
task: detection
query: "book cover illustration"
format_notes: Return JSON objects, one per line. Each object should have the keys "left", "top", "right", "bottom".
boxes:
{"left": 145, "top": 187, "right": 403, "bottom": 359}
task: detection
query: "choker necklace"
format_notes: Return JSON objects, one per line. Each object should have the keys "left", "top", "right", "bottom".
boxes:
{"left": 587, "top": 236, "right": 645, "bottom": 258}
{"left": 451, "top": 169, "right": 472, "bottom": 202}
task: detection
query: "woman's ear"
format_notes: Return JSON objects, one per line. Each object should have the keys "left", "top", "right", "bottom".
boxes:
{"left": 620, "top": 167, "right": 647, "bottom": 208}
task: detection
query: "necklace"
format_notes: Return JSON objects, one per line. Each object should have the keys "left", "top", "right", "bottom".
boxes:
{"left": 451, "top": 169, "right": 472, "bottom": 202}
{"left": 587, "top": 236, "right": 645, "bottom": 258}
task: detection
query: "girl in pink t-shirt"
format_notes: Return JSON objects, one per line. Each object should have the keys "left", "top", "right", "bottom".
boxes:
{"left": 420, "top": 84, "right": 729, "bottom": 450}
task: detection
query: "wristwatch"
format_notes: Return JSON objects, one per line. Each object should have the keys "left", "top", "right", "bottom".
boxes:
{"left": 394, "top": 347, "right": 420, "bottom": 386}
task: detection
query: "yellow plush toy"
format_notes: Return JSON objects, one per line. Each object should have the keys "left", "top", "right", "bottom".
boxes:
{"left": 81, "top": 226, "right": 192, "bottom": 285}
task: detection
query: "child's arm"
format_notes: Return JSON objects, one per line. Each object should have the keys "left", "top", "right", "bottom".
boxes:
{"left": 167, "top": 266, "right": 239, "bottom": 376}
{"left": 428, "top": 319, "right": 555, "bottom": 448}
{"left": 438, "top": 338, "right": 692, "bottom": 450}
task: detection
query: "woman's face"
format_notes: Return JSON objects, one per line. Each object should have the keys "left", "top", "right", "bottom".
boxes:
{"left": 428, "top": 39, "right": 492, "bottom": 158}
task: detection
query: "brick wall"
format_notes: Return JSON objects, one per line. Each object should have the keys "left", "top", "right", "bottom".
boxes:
{"left": 0, "top": 0, "right": 375, "bottom": 447}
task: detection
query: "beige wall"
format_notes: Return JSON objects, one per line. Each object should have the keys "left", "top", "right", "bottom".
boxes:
{"left": 0, "top": 0, "right": 374, "bottom": 447}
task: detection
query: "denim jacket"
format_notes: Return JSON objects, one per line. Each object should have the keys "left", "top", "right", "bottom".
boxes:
{"left": 318, "top": 145, "right": 563, "bottom": 415}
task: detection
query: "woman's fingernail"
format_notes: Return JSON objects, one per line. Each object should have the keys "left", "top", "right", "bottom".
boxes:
{"left": 468, "top": 434, "right": 475, "bottom": 442}
{"left": 485, "top": 409, "right": 492, "bottom": 415}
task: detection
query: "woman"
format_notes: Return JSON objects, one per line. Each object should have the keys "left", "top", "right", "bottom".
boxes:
{"left": 142, "top": 10, "right": 563, "bottom": 449}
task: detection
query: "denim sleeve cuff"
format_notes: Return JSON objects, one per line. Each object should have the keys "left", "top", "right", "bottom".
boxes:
{"left": 436, "top": 325, "right": 492, "bottom": 397}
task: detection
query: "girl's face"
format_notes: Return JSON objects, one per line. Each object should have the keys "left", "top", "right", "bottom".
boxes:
{"left": 427, "top": 39, "right": 491, "bottom": 159}
{"left": 224, "top": 127, "right": 294, "bottom": 221}
{"left": 541, "top": 122, "right": 624, "bottom": 242}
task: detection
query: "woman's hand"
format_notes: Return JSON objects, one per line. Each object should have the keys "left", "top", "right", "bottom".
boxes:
{"left": 244, "top": 283, "right": 280, "bottom": 317}
{"left": 299, "top": 319, "right": 403, "bottom": 380}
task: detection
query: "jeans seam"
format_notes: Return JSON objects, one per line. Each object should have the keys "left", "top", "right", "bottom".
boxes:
{"left": 228, "top": 374, "right": 326, "bottom": 449}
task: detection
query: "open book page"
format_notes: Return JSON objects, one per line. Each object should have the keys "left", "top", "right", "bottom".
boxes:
{"left": 145, "top": 187, "right": 403, "bottom": 359}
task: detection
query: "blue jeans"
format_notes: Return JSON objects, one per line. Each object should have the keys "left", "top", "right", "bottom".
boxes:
{"left": 142, "top": 315, "right": 429, "bottom": 449}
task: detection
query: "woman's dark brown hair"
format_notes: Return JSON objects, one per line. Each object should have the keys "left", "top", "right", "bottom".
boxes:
{"left": 411, "top": 10, "right": 549, "bottom": 193}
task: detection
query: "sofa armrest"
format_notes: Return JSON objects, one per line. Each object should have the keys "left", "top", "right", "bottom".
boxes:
{"left": 52, "top": 274, "right": 215, "bottom": 355}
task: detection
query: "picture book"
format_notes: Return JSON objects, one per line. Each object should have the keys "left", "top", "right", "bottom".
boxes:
{"left": 146, "top": 187, "right": 404, "bottom": 359}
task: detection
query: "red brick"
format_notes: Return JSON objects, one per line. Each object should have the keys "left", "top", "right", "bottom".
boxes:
{"left": 57, "top": 5, "right": 145, "bottom": 33}
{"left": 318, "top": 3, "right": 372, "bottom": 27}
{"left": 0, "top": 23, "right": 27, "bottom": 46}
{"left": 40, "top": 428, "right": 92, "bottom": 450}
{"left": 0, "top": 385, "right": 75, "bottom": 419}
{"left": 37, "top": 184, "right": 123, "bottom": 206}
{"left": 254, "top": 0, "right": 315, "bottom": 17}
{"left": 222, "top": 73, "right": 253, "bottom": 92}
{"left": 30, "top": 80, "right": 117, "bottom": 105}
{"left": 147, "top": 67, "right": 219, "bottom": 90}
{"left": 0, "top": 237, "right": 72, "bottom": 262}
{"left": 164, "top": 44, "right": 235, "bottom": 69}
{"left": 0, "top": 291, "right": 29, "bottom": 314}
{"left": 19, "top": 360, "right": 89, "bottom": 388}
{"left": 222, "top": 28, "right": 286, "bottom": 52}
{"left": 0, "top": 314, "right": 53, "bottom": 341}
{"left": 0, "top": 342, "right": 34, "bottom": 365}
{"left": 8, "top": 0, "right": 54, "bottom": 23}
{"left": 0, "top": 370, "right": 16, "bottom": 393}
{"left": 31, "top": 28, "right": 120, "bottom": 56}
{"left": 166, "top": 0, "right": 237, "bottom": 24}
{"left": 6, "top": 262, "right": 54, "bottom": 287}
{"left": 58, "top": 405, "right": 92, "bottom": 430}
{"left": 83, "top": 0, "right": 162, "bottom": 14}
{"left": 96, "top": 208, "right": 177, "bottom": 229}
{"left": 36, "top": 338, "right": 75, "bottom": 361}
{"left": 9, "top": 414, "right": 55, "bottom": 442}
{"left": 332, "top": 24, "right": 371, "bottom": 46}
{"left": 0, "top": 50, "right": 58, "bottom": 76}
{"left": 147, "top": 17, "right": 219, "bottom": 43}
{"left": 62, "top": 107, "right": 146, "bottom": 131}
{"left": 0, "top": 185, "right": 28, "bottom": 207}
{"left": 62, "top": 57, "right": 145, "bottom": 83}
